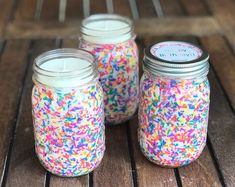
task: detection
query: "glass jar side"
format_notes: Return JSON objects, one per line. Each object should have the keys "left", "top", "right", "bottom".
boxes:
{"left": 138, "top": 72, "right": 210, "bottom": 167}
{"left": 32, "top": 49, "right": 105, "bottom": 176}
{"left": 32, "top": 80, "right": 105, "bottom": 176}
{"left": 80, "top": 37, "right": 139, "bottom": 125}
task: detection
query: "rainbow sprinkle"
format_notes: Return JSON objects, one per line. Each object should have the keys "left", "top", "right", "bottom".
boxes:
{"left": 80, "top": 39, "right": 139, "bottom": 124}
{"left": 138, "top": 73, "right": 210, "bottom": 167}
{"left": 32, "top": 81, "right": 105, "bottom": 176}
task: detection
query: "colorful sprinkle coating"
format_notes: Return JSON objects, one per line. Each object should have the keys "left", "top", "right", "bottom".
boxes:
{"left": 32, "top": 81, "right": 105, "bottom": 176}
{"left": 138, "top": 73, "right": 210, "bottom": 167}
{"left": 80, "top": 39, "right": 139, "bottom": 124}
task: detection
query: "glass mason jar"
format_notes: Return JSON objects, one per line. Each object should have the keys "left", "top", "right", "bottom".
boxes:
{"left": 138, "top": 41, "right": 210, "bottom": 167}
{"left": 32, "top": 49, "right": 105, "bottom": 176}
{"left": 79, "top": 14, "right": 139, "bottom": 125}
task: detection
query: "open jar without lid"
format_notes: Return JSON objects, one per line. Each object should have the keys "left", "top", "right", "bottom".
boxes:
{"left": 32, "top": 48, "right": 105, "bottom": 176}
{"left": 80, "top": 14, "right": 139, "bottom": 125}
{"left": 81, "top": 14, "right": 134, "bottom": 44}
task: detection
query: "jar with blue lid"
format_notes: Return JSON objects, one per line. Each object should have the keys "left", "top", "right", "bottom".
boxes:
{"left": 138, "top": 41, "right": 210, "bottom": 167}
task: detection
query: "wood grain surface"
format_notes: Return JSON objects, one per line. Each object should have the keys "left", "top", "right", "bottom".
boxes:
{"left": 0, "top": 40, "right": 30, "bottom": 186}
{"left": 200, "top": 35, "right": 235, "bottom": 111}
{"left": 40, "top": 0, "right": 60, "bottom": 21}
{"left": 13, "top": 0, "right": 37, "bottom": 21}
{"left": 113, "top": 0, "right": 132, "bottom": 18}
{"left": 0, "top": 0, "right": 15, "bottom": 36}
{"left": 180, "top": 0, "right": 209, "bottom": 16}
{"left": 90, "top": 0, "right": 107, "bottom": 14}
{"left": 0, "top": 0, "right": 234, "bottom": 186}
{"left": 160, "top": 0, "right": 185, "bottom": 16}
{"left": 4, "top": 17, "right": 221, "bottom": 39}
{"left": 201, "top": 35, "right": 235, "bottom": 187}
{"left": 135, "top": 0, "right": 156, "bottom": 18}
{"left": 4, "top": 40, "right": 56, "bottom": 187}
{"left": 66, "top": 0, "right": 84, "bottom": 19}
{"left": 93, "top": 124, "right": 133, "bottom": 187}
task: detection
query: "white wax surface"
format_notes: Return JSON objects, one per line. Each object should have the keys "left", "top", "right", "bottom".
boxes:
{"left": 85, "top": 20, "right": 129, "bottom": 31}
{"left": 82, "top": 20, "right": 132, "bottom": 44}
{"left": 40, "top": 58, "right": 89, "bottom": 72}
{"left": 36, "top": 58, "right": 94, "bottom": 88}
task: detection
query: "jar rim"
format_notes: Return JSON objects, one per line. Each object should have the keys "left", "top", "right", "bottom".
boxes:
{"left": 81, "top": 14, "right": 133, "bottom": 32}
{"left": 81, "top": 14, "right": 134, "bottom": 44}
{"left": 34, "top": 48, "right": 95, "bottom": 76}
{"left": 33, "top": 48, "right": 99, "bottom": 88}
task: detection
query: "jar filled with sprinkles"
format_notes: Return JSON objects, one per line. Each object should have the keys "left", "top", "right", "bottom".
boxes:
{"left": 79, "top": 14, "right": 139, "bottom": 125}
{"left": 32, "top": 49, "right": 105, "bottom": 176}
{"left": 138, "top": 41, "right": 210, "bottom": 167}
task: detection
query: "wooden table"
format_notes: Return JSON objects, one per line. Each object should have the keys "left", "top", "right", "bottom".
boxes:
{"left": 0, "top": 0, "right": 234, "bottom": 186}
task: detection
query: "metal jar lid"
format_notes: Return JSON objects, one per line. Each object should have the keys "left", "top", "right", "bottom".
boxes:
{"left": 143, "top": 41, "right": 210, "bottom": 79}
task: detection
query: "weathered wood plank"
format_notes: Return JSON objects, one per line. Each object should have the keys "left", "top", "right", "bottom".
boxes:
{"left": 62, "top": 38, "right": 79, "bottom": 48}
{"left": 178, "top": 146, "right": 221, "bottom": 187}
{"left": 5, "top": 40, "right": 56, "bottom": 187}
{"left": 136, "top": 0, "right": 156, "bottom": 18}
{"left": 90, "top": 0, "right": 107, "bottom": 14}
{"left": 180, "top": 0, "right": 209, "bottom": 16}
{"left": 93, "top": 125, "right": 133, "bottom": 187}
{"left": 66, "top": 0, "right": 83, "bottom": 19}
{"left": 205, "top": 0, "right": 235, "bottom": 50}
{"left": 0, "top": 0, "right": 15, "bottom": 36}
{"left": 160, "top": 0, "right": 184, "bottom": 16}
{"left": 201, "top": 35, "right": 235, "bottom": 186}
{"left": 113, "top": 0, "right": 132, "bottom": 18}
{"left": 208, "top": 71, "right": 235, "bottom": 187}
{"left": 50, "top": 176, "right": 88, "bottom": 187}
{"left": 200, "top": 35, "right": 235, "bottom": 111}
{"left": 40, "top": 0, "right": 60, "bottom": 20}
{"left": 49, "top": 39, "right": 89, "bottom": 187}
{"left": 0, "top": 40, "right": 30, "bottom": 186}
{"left": 5, "top": 17, "right": 221, "bottom": 39}
{"left": 13, "top": 0, "right": 37, "bottom": 21}
{"left": 129, "top": 116, "right": 177, "bottom": 186}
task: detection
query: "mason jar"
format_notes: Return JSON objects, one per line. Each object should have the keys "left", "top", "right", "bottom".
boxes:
{"left": 79, "top": 14, "right": 139, "bottom": 125}
{"left": 32, "top": 49, "right": 105, "bottom": 176}
{"left": 138, "top": 41, "right": 210, "bottom": 167}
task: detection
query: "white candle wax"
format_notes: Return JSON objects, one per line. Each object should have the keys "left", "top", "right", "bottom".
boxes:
{"left": 81, "top": 14, "right": 133, "bottom": 44}
{"left": 35, "top": 57, "right": 95, "bottom": 88}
